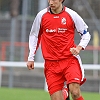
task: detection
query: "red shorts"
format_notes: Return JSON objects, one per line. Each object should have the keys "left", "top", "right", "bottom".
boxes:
{"left": 44, "top": 56, "right": 85, "bottom": 95}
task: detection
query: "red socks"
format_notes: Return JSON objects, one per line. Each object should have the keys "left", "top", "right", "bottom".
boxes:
{"left": 75, "top": 96, "right": 84, "bottom": 100}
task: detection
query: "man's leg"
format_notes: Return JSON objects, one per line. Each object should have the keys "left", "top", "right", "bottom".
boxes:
{"left": 44, "top": 60, "right": 67, "bottom": 100}
{"left": 50, "top": 90, "right": 64, "bottom": 100}
{"left": 69, "top": 83, "right": 84, "bottom": 100}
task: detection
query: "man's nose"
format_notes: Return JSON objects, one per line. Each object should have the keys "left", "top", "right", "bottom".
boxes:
{"left": 49, "top": 0, "right": 53, "bottom": 5}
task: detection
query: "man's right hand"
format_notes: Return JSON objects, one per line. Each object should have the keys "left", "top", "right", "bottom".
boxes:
{"left": 27, "top": 61, "right": 34, "bottom": 70}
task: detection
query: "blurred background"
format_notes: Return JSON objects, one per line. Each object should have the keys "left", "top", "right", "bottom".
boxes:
{"left": 0, "top": 0, "right": 100, "bottom": 93}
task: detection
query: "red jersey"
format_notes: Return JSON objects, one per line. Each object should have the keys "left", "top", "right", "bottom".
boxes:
{"left": 28, "top": 6, "right": 90, "bottom": 61}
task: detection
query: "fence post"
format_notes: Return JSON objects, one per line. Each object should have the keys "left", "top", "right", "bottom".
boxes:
{"left": 99, "top": 80, "right": 100, "bottom": 94}
{"left": 0, "top": 66, "right": 2, "bottom": 87}
{"left": 44, "top": 79, "right": 48, "bottom": 91}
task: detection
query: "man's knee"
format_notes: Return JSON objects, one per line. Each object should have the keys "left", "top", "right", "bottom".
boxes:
{"left": 51, "top": 90, "right": 64, "bottom": 100}
{"left": 69, "top": 83, "right": 81, "bottom": 99}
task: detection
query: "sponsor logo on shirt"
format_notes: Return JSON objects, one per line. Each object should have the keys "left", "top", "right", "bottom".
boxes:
{"left": 46, "top": 28, "right": 67, "bottom": 33}
{"left": 46, "top": 29, "right": 56, "bottom": 33}
{"left": 58, "top": 28, "right": 67, "bottom": 33}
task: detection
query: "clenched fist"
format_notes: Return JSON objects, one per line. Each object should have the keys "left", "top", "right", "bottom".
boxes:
{"left": 27, "top": 61, "right": 34, "bottom": 70}
{"left": 70, "top": 46, "right": 83, "bottom": 56}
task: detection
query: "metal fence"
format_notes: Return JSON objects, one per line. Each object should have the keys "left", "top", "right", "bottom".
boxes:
{"left": 0, "top": 0, "right": 100, "bottom": 63}
{"left": 0, "top": 0, "right": 100, "bottom": 90}
{"left": 0, "top": 62, "right": 100, "bottom": 92}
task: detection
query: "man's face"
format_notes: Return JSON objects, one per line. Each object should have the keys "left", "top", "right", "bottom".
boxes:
{"left": 48, "top": 0, "right": 63, "bottom": 11}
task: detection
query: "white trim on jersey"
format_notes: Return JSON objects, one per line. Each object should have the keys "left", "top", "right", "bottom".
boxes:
{"left": 78, "top": 32, "right": 91, "bottom": 49}
{"left": 28, "top": 8, "right": 48, "bottom": 61}
{"left": 30, "top": 8, "right": 47, "bottom": 36}
{"left": 65, "top": 7, "right": 88, "bottom": 34}
{"left": 28, "top": 35, "right": 38, "bottom": 61}
{"left": 66, "top": 7, "right": 91, "bottom": 49}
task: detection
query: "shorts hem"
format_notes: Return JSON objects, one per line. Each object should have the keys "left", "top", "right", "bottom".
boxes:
{"left": 67, "top": 80, "right": 80, "bottom": 85}
{"left": 49, "top": 87, "right": 63, "bottom": 95}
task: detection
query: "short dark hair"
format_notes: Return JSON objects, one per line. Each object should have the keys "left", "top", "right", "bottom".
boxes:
{"left": 62, "top": 0, "right": 65, "bottom": 3}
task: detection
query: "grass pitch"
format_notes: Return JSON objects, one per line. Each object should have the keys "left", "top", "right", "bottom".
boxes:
{"left": 0, "top": 87, "right": 100, "bottom": 100}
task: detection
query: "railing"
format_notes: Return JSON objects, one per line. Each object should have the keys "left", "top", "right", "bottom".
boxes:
{"left": 0, "top": 61, "right": 100, "bottom": 92}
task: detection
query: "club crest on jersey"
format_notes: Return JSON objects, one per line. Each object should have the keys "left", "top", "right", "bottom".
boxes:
{"left": 61, "top": 17, "right": 66, "bottom": 25}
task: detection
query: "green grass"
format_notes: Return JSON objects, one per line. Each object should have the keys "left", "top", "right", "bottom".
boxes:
{"left": 0, "top": 87, "right": 50, "bottom": 100}
{"left": 82, "top": 92, "right": 100, "bottom": 100}
{"left": 0, "top": 87, "right": 100, "bottom": 100}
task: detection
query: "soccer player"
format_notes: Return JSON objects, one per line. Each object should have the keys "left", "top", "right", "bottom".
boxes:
{"left": 27, "top": 0, "right": 91, "bottom": 100}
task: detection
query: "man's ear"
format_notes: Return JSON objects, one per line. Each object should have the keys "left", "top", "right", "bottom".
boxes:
{"left": 62, "top": 0, "right": 65, "bottom": 3}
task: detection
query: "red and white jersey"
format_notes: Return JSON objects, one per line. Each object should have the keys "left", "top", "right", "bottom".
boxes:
{"left": 28, "top": 6, "right": 91, "bottom": 61}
